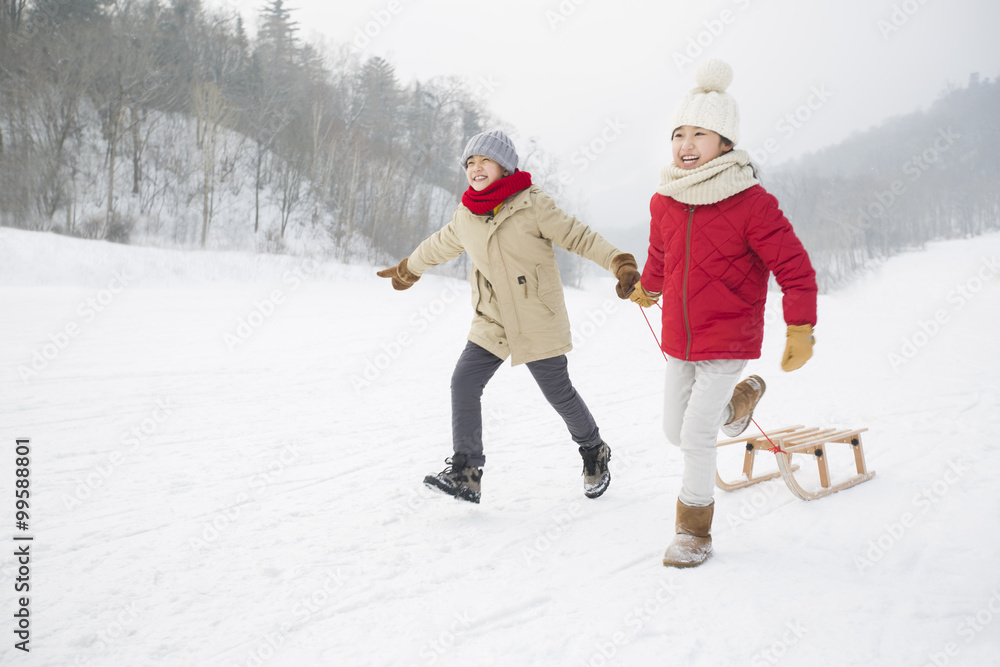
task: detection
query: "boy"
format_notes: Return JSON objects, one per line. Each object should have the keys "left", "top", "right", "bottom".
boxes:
{"left": 378, "top": 130, "right": 640, "bottom": 504}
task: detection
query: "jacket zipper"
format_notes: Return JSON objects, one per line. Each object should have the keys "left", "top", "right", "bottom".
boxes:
{"left": 491, "top": 220, "right": 523, "bottom": 334}
{"left": 485, "top": 215, "right": 496, "bottom": 303}
{"left": 682, "top": 205, "right": 695, "bottom": 360}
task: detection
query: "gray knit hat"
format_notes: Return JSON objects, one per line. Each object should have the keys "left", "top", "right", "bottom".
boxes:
{"left": 461, "top": 130, "right": 518, "bottom": 174}
{"left": 672, "top": 59, "right": 741, "bottom": 145}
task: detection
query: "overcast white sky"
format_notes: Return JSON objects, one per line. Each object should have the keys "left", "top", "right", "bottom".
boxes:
{"left": 209, "top": 0, "right": 1000, "bottom": 232}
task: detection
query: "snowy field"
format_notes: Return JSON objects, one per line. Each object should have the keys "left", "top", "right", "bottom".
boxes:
{"left": 1, "top": 226, "right": 999, "bottom": 667}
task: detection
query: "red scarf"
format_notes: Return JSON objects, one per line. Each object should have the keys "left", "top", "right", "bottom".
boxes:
{"left": 461, "top": 171, "right": 532, "bottom": 215}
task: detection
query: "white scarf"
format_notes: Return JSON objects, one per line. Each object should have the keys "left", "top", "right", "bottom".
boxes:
{"left": 656, "top": 150, "right": 759, "bottom": 206}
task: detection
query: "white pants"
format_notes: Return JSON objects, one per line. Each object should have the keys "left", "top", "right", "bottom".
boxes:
{"left": 663, "top": 356, "right": 747, "bottom": 507}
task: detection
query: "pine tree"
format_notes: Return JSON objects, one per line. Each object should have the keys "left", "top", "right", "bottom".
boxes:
{"left": 256, "top": 0, "right": 299, "bottom": 76}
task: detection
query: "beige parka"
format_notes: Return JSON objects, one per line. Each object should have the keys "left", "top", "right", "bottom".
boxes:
{"left": 406, "top": 185, "right": 621, "bottom": 366}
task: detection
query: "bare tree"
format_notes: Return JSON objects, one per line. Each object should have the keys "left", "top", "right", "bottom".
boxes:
{"left": 191, "top": 79, "right": 236, "bottom": 246}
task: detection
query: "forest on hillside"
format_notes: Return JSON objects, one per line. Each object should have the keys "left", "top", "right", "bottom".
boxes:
{"left": 2, "top": 2, "right": 997, "bottom": 289}
{"left": 0, "top": 0, "right": 554, "bottom": 261}
{"left": 765, "top": 74, "right": 1000, "bottom": 289}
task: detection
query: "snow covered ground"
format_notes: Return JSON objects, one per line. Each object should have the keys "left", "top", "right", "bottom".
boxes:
{"left": 1, "top": 227, "right": 999, "bottom": 666}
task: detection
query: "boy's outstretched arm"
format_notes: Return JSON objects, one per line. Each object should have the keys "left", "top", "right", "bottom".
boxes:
{"left": 533, "top": 189, "right": 620, "bottom": 268}
{"left": 377, "top": 215, "right": 466, "bottom": 290}
{"left": 531, "top": 189, "right": 644, "bottom": 301}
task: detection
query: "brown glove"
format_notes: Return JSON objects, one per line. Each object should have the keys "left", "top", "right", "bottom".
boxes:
{"left": 781, "top": 324, "right": 814, "bottom": 371}
{"left": 610, "top": 253, "right": 641, "bottom": 299}
{"left": 377, "top": 257, "right": 420, "bottom": 291}
{"left": 629, "top": 282, "right": 661, "bottom": 308}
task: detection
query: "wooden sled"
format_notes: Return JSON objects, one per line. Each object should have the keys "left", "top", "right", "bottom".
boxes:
{"left": 716, "top": 425, "right": 875, "bottom": 500}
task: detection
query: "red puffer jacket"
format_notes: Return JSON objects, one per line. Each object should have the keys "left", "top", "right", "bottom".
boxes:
{"left": 640, "top": 184, "right": 817, "bottom": 361}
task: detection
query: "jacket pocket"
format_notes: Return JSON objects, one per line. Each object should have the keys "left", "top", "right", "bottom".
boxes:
{"left": 535, "top": 264, "right": 564, "bottom": 314}
{"left": 472, "top": 270, "right": 502, "bottom": 324}
{"left": 713, "top": 281, "right": 753, "bottom": 314}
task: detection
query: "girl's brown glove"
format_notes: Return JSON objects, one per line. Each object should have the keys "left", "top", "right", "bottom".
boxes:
{"left": 377, "top": 257, "right": 420, "bottom": 291}
{"left": 629, "top": 282, "right": 661, "bottom": 308}
{"left": 781, "top": 324, "right": 814, "bottom": 371}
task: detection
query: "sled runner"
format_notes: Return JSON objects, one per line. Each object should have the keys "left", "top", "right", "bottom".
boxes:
{"left": 716, "top": 425, "right": 875, "bottom": 500}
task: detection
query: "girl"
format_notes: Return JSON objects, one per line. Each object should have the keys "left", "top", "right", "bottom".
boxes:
{"left": 630, "top": 60, "right": 818, "bottom": 567}
{"left": 378, "top": 130, "right": 640, "bottom": 504}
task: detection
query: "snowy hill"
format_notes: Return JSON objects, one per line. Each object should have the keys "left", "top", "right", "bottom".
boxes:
{"left": 1, "top": 227, "right": 999, "bottom": 666}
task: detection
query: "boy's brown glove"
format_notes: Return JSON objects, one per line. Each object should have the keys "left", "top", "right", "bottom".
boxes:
{"left": 781, "top": 324, "right": 814, "bottom": 371}
{"left": 629, "top": 282, "right": 661, "bottom": 308}
{"left": 610, "top": 253, "right": 641, "bottom": 299}
{"left": 377, "top": 257, "right": 420, "bottom": 291}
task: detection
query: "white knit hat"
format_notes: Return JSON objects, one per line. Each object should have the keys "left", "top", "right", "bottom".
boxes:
{"left": 461, "top": 130, "right": 518, "bottom": 174}
{"left": 671, "top": 59, "right": 740, "bottom": 145}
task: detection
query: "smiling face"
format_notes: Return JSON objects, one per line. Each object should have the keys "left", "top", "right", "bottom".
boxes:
{"left": 672, "top": 126, "right": 732, "bottom": 169}
{"left": 465, "top": 155, "right": 509, "bottom": 191}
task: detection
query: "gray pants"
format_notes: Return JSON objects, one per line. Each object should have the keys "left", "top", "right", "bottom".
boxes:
{"left": 451, "top": 341, "right": 602, "bottom": 467}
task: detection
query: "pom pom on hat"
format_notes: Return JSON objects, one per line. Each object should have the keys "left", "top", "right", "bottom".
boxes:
{"left": 671, "top": 58, "right": 741, "bottom": 145}
{"left": 694, "top": 59, "right": 733, "bottom": 93}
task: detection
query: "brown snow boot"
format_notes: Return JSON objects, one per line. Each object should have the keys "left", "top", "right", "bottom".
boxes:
{"left": 721, "top": 375, "right": 766, "bottom": 437}
{"left": 662, "top": 499, "right": 714, "bottom": 568}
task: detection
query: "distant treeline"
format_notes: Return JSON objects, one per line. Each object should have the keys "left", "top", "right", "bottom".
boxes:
{"left": 0, "top": 0, "right": 546, "bottom": 260}
{"left": 764, "top": 74, "right": 1000, "bottom": 290}
{"left": 2, "top": 3, "right": 997, "bottom": 286}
